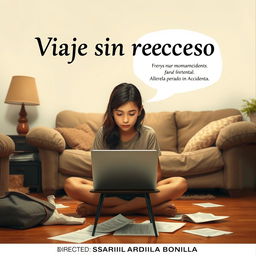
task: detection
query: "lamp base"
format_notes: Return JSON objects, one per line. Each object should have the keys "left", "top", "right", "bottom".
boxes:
{"left": 17, "top": 103, "right": 29, "bottom": 135}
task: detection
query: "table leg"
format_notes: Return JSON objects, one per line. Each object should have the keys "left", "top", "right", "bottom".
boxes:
{"left": 145, "top": 193, "right": 158, "bottom": 237}
{"left": 92, "top": 193, "right": 105, "bottom": 236}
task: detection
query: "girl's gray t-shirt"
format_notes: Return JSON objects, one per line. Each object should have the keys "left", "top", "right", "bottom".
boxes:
{"left": 92, "top": 125, "right": 161, "bottom": 156}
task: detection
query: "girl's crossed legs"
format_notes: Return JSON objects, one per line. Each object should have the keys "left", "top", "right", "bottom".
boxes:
{"left": 64, "top": 176, "right": 187, "bottom": 217}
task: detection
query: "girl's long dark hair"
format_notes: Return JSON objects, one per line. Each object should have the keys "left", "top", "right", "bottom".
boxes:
{"left": 103, "top": 83, "right": 145, "bottom": 149}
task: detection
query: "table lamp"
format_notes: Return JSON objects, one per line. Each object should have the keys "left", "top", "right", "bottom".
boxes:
{"left": 5, "top": 76, "right": 40, "bottom": 135}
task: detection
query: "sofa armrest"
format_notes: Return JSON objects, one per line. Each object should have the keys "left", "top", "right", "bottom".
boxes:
{"left": 222, "top": 144, "right": 256, "bottom": 191}
{"left": 26, "top": 127, "right": 66, "bottom": 153}
{"left": 216, "top": 121, "right": 256, "bottom": 150}
{"left": 0, "top": 134, "right": 15, "bottom": 157}
{"left": 39, "top": 149, "right": 60, "bottom": 195}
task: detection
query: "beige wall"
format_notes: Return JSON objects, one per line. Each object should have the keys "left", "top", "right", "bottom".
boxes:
{"left": 0, "top": 0, "right": 255, "bottom": 134}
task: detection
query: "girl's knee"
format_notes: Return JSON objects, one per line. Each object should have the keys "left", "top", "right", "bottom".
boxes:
{"left": 177, "top": 177, "right": 188, "bottom": 193}
{"left": 64, "top": 177, "right": 77, "bottom": 193}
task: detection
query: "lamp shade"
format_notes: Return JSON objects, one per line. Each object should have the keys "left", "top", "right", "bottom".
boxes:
{"left": 5, "top": 76, "right": 40, "bottom": 105}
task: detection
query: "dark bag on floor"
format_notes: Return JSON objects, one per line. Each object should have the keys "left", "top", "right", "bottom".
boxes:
{"left": 0, "top": 191, "right": 55, "bottom": 229}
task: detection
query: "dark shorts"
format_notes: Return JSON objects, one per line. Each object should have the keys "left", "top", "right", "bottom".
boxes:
{"left": 105, "top": 193, "right": 145, "bottom": 201}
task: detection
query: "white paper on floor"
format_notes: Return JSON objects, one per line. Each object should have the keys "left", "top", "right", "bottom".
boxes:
{"left": 55, "top": 203, "right": 69, "bottom": 209}
{"left": 46, "top": 195, "right": 57, "bottom": 206}
{"left": 43, "top": 195, "right": 85, "bottom": 225}
{"left": 142, "top": 220, "right": 186, "bottom": 232}
{"left": 167, "top": 214, "right": 183, "bottom": 221}
{"left": 193, "top": 202, "right": 224, "bottom": 208}
{"left": 48, "top": 214, "right": 133, "bottom": 242}
{"left": 47, "top": 195, "right": 69, "bottom": 208}
{"left": 113, "top": 223, "right": 157, "bottom": 236}
{"left": 181, "top": 212, "right": 229, "bottom": 223}
{"left": 48, "top": 225, "right": 109, "bottom": 243}
{"left": 168, "top": 212, "right": 228, "bottom": 223}
{"left": 87, "top": 214, "right": 133, "bottom": 233}
{"left": 183, "top": 228, "right": 233, "bottom": 237}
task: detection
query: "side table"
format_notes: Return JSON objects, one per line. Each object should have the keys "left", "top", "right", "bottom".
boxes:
{"left": 8, "top": 135, "right": 42, "bottom": 192}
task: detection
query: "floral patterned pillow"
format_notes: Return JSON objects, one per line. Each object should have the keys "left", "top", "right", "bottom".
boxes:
{"left": 183, "top": 115, "right": 242, "bottom": 152}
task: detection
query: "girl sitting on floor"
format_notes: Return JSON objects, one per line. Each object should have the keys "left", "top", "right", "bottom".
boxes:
{"left": 64, "top": 83, "right": 187, "bottom": 217}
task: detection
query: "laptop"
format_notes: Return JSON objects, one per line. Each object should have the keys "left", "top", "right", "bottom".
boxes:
{"left": 91, "top": 150, "right": 158, "bottom": 191}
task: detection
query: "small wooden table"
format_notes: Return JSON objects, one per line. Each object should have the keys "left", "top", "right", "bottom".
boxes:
{"left": 90, "top": 189, "right": 159, "bottom": 237}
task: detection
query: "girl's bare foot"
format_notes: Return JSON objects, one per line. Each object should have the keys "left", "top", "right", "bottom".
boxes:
{"left": 76, "top": 203, "right": 118, "bottom": 216}
{"left": 136, "top": 201, "right": 177, "bottom": 217}
{"left": 76, "top": 200, "right": 177, "bottom": 217}
{"left": 76, "top": 203, "right": 97, "bottom": 216}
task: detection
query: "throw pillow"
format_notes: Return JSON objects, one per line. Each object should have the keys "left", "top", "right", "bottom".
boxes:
{"left": 183, "top": 115, "right": 242, "bottom": 152}
{"left": 56, "top": 123, "right": 94, "bottom": 151}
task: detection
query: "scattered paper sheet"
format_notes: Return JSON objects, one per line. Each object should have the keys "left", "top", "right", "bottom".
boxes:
{"left": 142, "top": 220, "right": 185, "bottom": 232}
{"left": 55, "top": 203, "right": 69, "bottom": 209}
{"left": 43, "top": 195, "right": 85, "bottom": 226}
{"left": 167, "top": 214, "right": 183, "bottom": 221}
{"left": 183, "top": 228, "right": 233, "bottom": 237}
{"left": 48, "top": 225, "right": 109, "bottom": 243}
{"left": 182, "top": 212, "right": 229, "bottom": 223}
{"left": 46, "top": 195, "right": 69, "bottom": 208}
{"left": 87, "top": 214, "right": 133, "bottom": 233}
{"left": 49, "top": 214, "right": 133, "bottom": 242}
{"left": 46, "top": 195, "right": 57, "bottom": 206}
{"left": 113, "top": 223, "right": 157, "bottom": 236}
{"left": 193, "top": 202, "right": 224, "bottom": 208}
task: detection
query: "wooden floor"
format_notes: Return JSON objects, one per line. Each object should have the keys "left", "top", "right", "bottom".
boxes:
{"left": 0, "top": 192, "right": 256, "bottom": 244}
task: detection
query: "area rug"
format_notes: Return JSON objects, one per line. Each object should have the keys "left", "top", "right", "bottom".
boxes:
{"left": 178, "top": 194, "right": 215, "bottom": 200}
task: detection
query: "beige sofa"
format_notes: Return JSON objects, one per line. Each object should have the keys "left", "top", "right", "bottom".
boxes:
{"left": 26, "top": 109, "right": 256, "bottom": 196}
{"left": 0, "top": 134, "right": 15, "bottom": 195}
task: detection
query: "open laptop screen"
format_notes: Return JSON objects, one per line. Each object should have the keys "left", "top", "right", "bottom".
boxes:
{"left": 91, "top": 150, "right": 158, "bottom": 191}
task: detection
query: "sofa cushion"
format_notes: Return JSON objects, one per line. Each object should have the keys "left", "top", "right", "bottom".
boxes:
{"left": 159, "top": 147, "right": 224, "bottom": 178}
{"left": 144, "top": 112, "right": 177, "bottom": 152}
{"left": 60, "top": 147, "right": 223, "bottom": 180}
{"left": 183, "top": 115, "right": 242, "bottom": 152}
{"left": 59, "top": 150, "right": 92, "bottom": 177}
{"left": 56, "top": 124, "right": 95, "bottom": 151}
{"left": 175, "top": 108, "right": 241, "bottom": 152}
{"left": 56, "top": 111, "right": 104, "bottom": 134}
